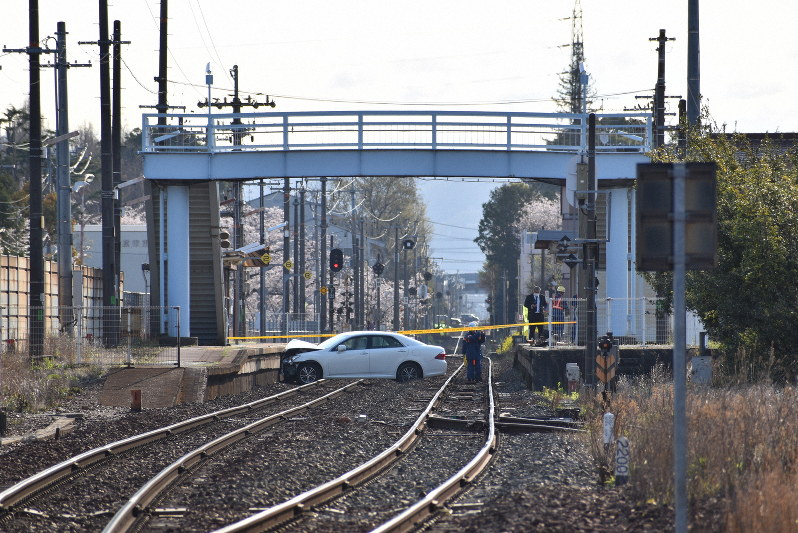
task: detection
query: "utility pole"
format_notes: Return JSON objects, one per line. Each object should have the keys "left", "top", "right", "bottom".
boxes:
{"left": 112, "top": 21, "right": 129, "bottom": 304}
{"left": 75, "top": 6, "right": 128, "bottom": 347}
{"left": 100, "top": 0, "right": 118, "bottom": 347}
{"left": 650, "top": 29, "right": 674, "bottom": 148}
{"left": 197, "top": 66, "right": 274, "bottom": 336}
{"left": 687, "top": 0, "right": 701, "bottom": 126}
{"left": 25, "top": 0, "right": 44, "bottom": 356}
{"left": 50, "top": 22, "right": 89, "bottom": 333}
{"left": 156, "top": 0, "right": 168, "bottom": 125}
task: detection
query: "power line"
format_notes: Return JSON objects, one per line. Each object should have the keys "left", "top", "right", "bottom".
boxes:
{"left": 163, "top": 77, "right": 651, "bottom": 107}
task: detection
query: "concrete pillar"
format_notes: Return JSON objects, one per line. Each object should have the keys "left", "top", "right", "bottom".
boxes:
{"left": 167, "top": 185, "right": 190, "bottom": 338}
{"left": 605, "top": 187, "right": 630, "bottom": 336}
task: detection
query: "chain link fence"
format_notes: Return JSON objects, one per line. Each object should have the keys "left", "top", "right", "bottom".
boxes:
{"left": 0, "top": 306, "right": 181, "bottom": 366}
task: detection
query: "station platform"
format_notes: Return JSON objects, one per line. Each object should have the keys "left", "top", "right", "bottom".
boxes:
{"left": 100, "top": 344, "right": 286, "bottom": 409}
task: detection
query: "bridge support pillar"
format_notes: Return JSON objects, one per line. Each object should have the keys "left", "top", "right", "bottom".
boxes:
{"left": 606, "top": 187, "right": 631, "bottom": 337}
{"left": 167, "top": 185, "right": 191, "bottom": 338}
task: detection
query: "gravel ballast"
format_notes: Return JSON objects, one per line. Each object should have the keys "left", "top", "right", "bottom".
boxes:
{"left": 0, "top": 353, "right": 702, "bottom": 532}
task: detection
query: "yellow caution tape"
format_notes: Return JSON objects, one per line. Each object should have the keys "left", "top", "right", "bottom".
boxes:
{"left": 228, "top": 320, "right": 576, "bottom": 341}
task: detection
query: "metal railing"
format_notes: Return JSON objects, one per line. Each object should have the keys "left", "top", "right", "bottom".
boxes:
{"left": 233, "top": 312, "right": 321, "bottom": 344}
{"left": 142, "top": 110, "right": 652, "bottom": 154}
{"left": 0, "top": 306, "right": 181, "bottom": 367}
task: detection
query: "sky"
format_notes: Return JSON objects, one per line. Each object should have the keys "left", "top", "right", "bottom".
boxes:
{"left": 2, "top": 1, "right": 798, "bottom": 273}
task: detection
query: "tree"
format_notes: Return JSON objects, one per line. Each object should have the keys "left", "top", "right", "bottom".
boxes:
{"left": 652, "top": 125, "right": 798, "bottom": 382}
{"left": 475, "top": 182, "right": 557, "bottom": 325}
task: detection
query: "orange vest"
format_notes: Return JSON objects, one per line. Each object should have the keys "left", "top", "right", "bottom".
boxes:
{"left": 552, "top": 296, "right": 563, "bottom": 310}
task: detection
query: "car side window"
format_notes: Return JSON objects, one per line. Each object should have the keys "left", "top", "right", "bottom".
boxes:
{"left": 341, "top": 336, "right": 368, "bottom": 351}
{"left": 370, "top": 335, "right": 404, "bottom": 349}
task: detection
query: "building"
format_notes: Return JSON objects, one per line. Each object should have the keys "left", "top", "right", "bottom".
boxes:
{"left": 78, "top": 224, "right": 150, "bottom": 294}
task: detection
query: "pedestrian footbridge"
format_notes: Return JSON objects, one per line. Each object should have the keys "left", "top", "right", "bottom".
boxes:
{"left": 141, "top": 110, "right": 651, "bottom": 181}
{"left": 139, "top": 110, "right": 652, "bottom": 344}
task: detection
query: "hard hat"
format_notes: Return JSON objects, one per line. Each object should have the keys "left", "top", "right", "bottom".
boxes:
{"left": 468, "top": 321, "right": 478, "bottom": 327}
{"left": 557, "top": 286, "right": 565, "bottom": 292}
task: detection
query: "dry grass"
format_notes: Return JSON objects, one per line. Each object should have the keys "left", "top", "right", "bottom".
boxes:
{"left": 0, "top": 349, "right": 106, "bottom": 413}
{"left": 581, "top": 365, "right": 798, "bottom": 531}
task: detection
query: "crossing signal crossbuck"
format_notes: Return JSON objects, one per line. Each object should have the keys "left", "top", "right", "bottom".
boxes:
{"left": 329, "top": 248, "right": 343, "bottom": 272}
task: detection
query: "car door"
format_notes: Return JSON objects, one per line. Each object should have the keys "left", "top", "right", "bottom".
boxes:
{"left": 325, "top": 334, "right": 370, "bottom": 377}
{"left": 367, "top": 334, "right": 408, "bottom": 377}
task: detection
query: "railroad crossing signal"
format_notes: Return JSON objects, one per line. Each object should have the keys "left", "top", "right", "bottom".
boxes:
{"left": 595, "top": 335, "right": 618, "bottom": 387}
{"left": 595, "top": 354, "right": 616, "bottom": 385}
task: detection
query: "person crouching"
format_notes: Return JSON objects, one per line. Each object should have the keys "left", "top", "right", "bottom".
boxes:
{"left": 463, "top": 322, "right": 486, "bottom": 383}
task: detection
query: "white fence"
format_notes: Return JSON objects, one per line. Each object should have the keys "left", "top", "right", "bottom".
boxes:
{"left": 537, "top": 297, "right": 674, "bottom": 347}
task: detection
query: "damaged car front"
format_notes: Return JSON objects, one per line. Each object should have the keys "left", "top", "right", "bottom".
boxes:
{"left": 280, "top": 338, "right": 321, "bottom": 383}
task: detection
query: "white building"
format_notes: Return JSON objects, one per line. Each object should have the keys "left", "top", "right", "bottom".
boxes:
{"left": 78, "top": 224, "right": 150, "bottom": 294}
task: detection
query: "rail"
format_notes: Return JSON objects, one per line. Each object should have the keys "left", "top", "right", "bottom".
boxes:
{"left": 212, "top": 365, "right": 466, "bottom": 533}
{"left": 0, "top": 381, "right": 326, "bottom": 514}
{"left": 142, "top": 110, "right": 652, "bottom": 154}
{"left": 372, "top": 357, "right": 496, "bottom": 533}
{"left": 103, "top": 380, "right": 362, "bottom": 533}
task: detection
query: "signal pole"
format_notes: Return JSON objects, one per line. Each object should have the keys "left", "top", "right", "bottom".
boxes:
{"left": 393, "top": 226, "right": 400, "bottom": 330}
{"left": 320, "top": 177, "right": 328, "bottom": 332}
{"left": 584, "top": 113, "right": 597, "bottom": 384}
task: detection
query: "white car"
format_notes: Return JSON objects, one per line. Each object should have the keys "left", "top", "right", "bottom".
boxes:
{"left": 281, "top": 331, "right": 448, "bottom": 384}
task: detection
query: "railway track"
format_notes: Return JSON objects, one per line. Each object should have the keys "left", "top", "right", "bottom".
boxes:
{"left": 0, "top": 379, "right": 357, "bottom": 532}
{"left": 203, "top": 358, "right": 496, "bottom": 533}
{"left": 1, "top": 355, "right": 585, "bottom": 533}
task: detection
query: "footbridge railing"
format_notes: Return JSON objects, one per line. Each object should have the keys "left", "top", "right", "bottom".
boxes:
{"left": 142, "top": 110, "right": 652, "bottom": 154}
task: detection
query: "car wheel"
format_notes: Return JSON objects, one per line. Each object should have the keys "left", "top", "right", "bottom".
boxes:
{"left": 297, "top": 363, "right": 322, "bottom": 384}
{"left": 397, "top": 362, "right": 421, "bottom": 382}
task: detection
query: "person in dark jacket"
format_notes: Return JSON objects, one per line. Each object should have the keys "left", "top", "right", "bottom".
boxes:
{"left": 523, "top": 286, "right": 547, "bottom": 343}
{"left": 462, "top": 322, "right": 486, "bottom": 383}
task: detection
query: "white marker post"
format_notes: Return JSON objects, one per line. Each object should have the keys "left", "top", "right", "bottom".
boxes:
{"left": 615, "top": 436, "right": 630, "bottom": 486}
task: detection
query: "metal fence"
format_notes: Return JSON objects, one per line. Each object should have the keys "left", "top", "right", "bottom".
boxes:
{"left": 537, "top": 297, "right": 673, "bottom": 347}
{"left": 234, "top": 312, "right": 321, "bottom": 344}
{"left": 0, "top": 306, "right": 181, "bottom": 367}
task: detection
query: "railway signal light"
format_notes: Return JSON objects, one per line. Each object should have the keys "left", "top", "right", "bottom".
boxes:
{"left": 329, "top": 248, "right": 343, "bottom": 272}
{"left": 372, "top": 262, "right": 384, "bottom": 276}
{"left": 402, "top": 238, "right": 416, "bottom": 250}
{"left": 219, "top": 229, "right": 231, "bottom": 248}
